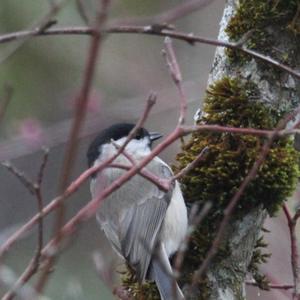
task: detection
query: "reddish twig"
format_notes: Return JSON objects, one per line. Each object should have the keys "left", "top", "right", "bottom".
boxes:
{"left": 172, "top": 146, "right": 209, "bottom": 181}
{"left": 35, "top": 77, "right": 186, "bottom": 274}
{"left": 0, "top": 94, "right": 156, "bottom": 258}
{"left": 283, "top": 203, "right": 300, "bottom": 299}
{"left": 39, "top": 129, "right": 184, "bottom": 251}
{"left": 0, "top": 121, "right": 297, "bottom": 260}
{"left": 1, "top": 118, "right": 299, "bottom": 162}
{"left": 246, "top": 280, "right": 294, "bottom": 290}
{"left": 1, "top": 162, "right": 36, "bottom": 194}
{"left": 0, "top": 0, "right": 68, "bottom": 64}
{"left": 0, "top": 265, "right": 41, "bottom": 300}
{"left": 1, "top": 149, "right": 49, "bottom": 300}
{"left": 113, "top": 92, "right": 157, "bottom": 153}
{"left": 108, "top": 163, "right": 169, "bottom": 191}
{"left": 162, "top": 37, "right": 187, "bottom": 125}
{"left": 182, "top": 125, "right": 272, "bottom": 137}
{"left": 0, "top": 26, "right": 299, "bottom": 79}
{"left": 35, "top": 0, "right": 111, "bottom": 293}
{"left": 109, "top": 143, "right": 209, "bottom": 191}
{"left": 0, "top": 92, "right": 156, "bottom": 298}
{"left": 36, "top": 43, "right": 189, "bottom": 291}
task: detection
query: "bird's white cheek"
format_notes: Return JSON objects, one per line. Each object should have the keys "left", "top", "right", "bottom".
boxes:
{"left": 160, "top": 181, "right": 188, "bottom": 257}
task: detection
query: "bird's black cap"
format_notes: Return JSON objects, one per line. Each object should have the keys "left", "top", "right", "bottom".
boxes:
{"left": 87, "top": 123, "right": 150, "bottom": 168}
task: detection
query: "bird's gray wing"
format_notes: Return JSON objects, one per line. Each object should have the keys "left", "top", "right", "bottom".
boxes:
{"left": 92, "top": 156, "right": 173, "bottom": 281}
{"left": 120, "top": 186, "right": 173, "bottom": 281}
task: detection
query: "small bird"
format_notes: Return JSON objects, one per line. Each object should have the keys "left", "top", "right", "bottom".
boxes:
{"left": 87, "top": 123, "right": 187, "bottom": 300}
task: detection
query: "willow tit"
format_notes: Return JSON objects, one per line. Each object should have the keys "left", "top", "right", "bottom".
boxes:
{"left": 87, "top": 123, "right": 187, "bottom": 300}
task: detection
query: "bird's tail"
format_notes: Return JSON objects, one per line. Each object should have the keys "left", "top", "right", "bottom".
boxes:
{"left": 150, "top": 243, "right": 185, "bottom": 300}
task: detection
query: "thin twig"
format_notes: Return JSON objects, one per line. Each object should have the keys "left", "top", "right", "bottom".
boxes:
{"left": 283, "top": 203, "right": 300, "bottom": 299}
{"left": 0, "top": 265, "right": 44, "bottom": 300}
{"left": 0, "top": 0, "right": 68, "bottom": 64}
{"left": 0, "top": 85, "right": 13, "bottom": 126}
{"left": 0, "top": 119, "right": 298, "bottom": 260}
{"left": 39, "top": 129, "right": 185, "bottom": 260}
{"left": 0, "top": 94, "right": 157, "bottom": 258}
{"left": 181, "top": 124, "right": 274, "bottom": 137}
{"left": 115, "top": 92, "right": 157, "bottom": 154}
{"left": 172, "top": 146, "right": 209, "bottom": 181}
{"left": 37, "top": 59, "right": 189, "bottom": 284}
{"left": 1, "top": 162, "right": 35, "bottom": 194}
{"left": 0, "top": 26, "right": 299, "bottom": 79}
{"left": 108, "top": 163, "right": 169, "bottom": 191}
{"left": 246, "top": 280, "right": 294, "bottom": 290}
{"left": 1, "top": 149, "right": 49, "bottom": 300}
{"left": 37, "top": 148, "right": 49, "bottom": 186}
{"left": 35, "top": 0, "right": 111, "bottom": 294}
{"left": 163, "top": 37, "right": 187, "bottom": 125}
{"left": 76, "top": 0, "right": 91, "bottom": 25}
{"left": 234, "top": 29, "right": 255, "bottom": 47}
{"left": 2, "top": 119, "right": 299, "bottom": 162}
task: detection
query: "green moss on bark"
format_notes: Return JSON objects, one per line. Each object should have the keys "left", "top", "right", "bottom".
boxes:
{"left": 174, "top": 76, "right": 299, "bottom": 298}
{"left": 225, "top": 0, "right": 300, "bottom": 65}
{"left": 122, "top": 267, "right": 160, "bottom": 300}
{"left": 177, "top": 76, "right": 299, "bottom": 215}
{"left": 247, "top": 236, "right": 271, "bottom": 290}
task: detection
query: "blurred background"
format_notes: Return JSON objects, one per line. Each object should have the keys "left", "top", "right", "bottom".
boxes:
{"left": 0, "top": 1, "right": 296, "bottom": 299}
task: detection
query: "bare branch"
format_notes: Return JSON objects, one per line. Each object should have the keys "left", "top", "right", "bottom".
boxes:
{"left": 76, "top": 0, "right": 91, "bottom": 25}
{"left": 0, "top": 0, "right": 68, "bottom": 64}
{"left": 109, "top": 163, "right": 169, "bottom": 191}
{"left": 1, "top": 114, "right": 298, "bottom": 260}
{"left": 1, "top": 162, "right": 35, "bottom": 195}
{"left": 0, "top": 265, "right": 43, "bottom": 300}
{"left": 2, "top": 150, "right": 49, "bottom": 300}
{"left": 283, "top": 204, "right": 300, "bottom": 299}
{"left": 0, "top": 93, "right": 157, "bottom": 258}
{"left": 246, "top": 280, "right": 294, "bottom": 290}
{"left": 2, "top": 149, "right": 49, "bottom": 300}
{"left": 116, "top": 92, "right": 157, "bottom": 154}
{"left": 172, "top": 146, "right": 209, "bottom": 181}
{"left": 35, "top": 0, "right": 112, "bottom": 293}
{"left": 233, "top": 29, "right": 255, "bottom": 47}
{"left": 0, "top": 25, "right": 299, "bottom": 79}
{"left": 163, "top": 37, "right": 186, "bottom": 125}
{"left": 37, "top": 148, "right": 49, "bottom": 186}
{"left": 2, "top": 118, "right": 299, "bottom": 162}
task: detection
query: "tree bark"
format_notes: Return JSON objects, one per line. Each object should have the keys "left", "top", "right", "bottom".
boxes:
{"left": 188, "top": 0, "right": 300, "bottom": 299}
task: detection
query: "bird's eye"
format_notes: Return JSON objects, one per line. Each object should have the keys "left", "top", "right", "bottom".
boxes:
{"left": 135, "top": 130, "right": 143, "bottom": 139}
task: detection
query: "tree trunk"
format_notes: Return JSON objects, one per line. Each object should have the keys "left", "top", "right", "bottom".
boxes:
{"left": 184, "top": 0, "right": 300, "bottom": 299}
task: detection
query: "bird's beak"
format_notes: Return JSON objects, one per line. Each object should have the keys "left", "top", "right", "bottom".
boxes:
{"left": 149, "top": 132, "right": 163, "bottom": 142}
